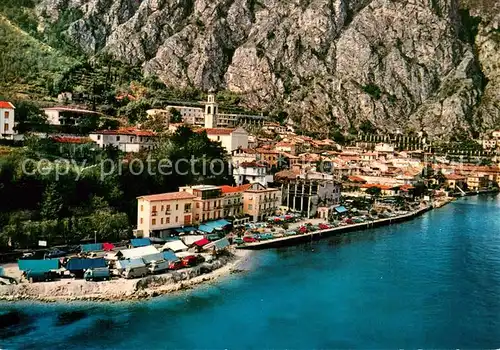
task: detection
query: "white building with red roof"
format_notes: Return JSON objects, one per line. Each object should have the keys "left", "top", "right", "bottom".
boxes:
{"left": 0, "top": 101, "right": 16, "bottom": 139}
{"left": 204, "top": 127, "right": 248, "bottom": 154}
{"left": 89, "top": 127, "right": 157, "bottom": 152}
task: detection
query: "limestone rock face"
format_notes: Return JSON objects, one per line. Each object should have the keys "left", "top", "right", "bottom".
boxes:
{"left": 35, "top": 0, "right": 500, "bottom": 138}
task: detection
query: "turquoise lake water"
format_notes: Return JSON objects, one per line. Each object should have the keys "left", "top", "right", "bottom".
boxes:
{"left": 2, "top": 195, "right": 500, "bottom": 349}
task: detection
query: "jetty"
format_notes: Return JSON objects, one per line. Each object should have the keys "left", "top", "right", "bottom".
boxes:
{"left": 237, "top": 205, "right": 434, "bottom": 250}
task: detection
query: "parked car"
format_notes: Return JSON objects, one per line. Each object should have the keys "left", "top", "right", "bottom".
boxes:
{"left": 169, "top": 260, "right": 184, "bottom": 270}
{"left": 318, "top": 223, "right": 330, "bottom": 230}
{"left": 45, "top": 249, "right": 67, "bottom": 259}
{"left": 182, "top": 255, "right": 204, "bottom": 268}
{"left": 84, "top": 267, "right": 110, "bottom": 281}
{"left": 243, "top": 236, "right": 257, "bottom": 243}
{"left": 122, "top": 266, "right": 149, "bottom": 279}
{"left": 149, "top": 260, "right": 170, "bottom": 274}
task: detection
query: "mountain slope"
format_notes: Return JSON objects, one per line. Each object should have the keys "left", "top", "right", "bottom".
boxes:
{"left": 0, "top": 14, "right": 77, "bottom": 98}
{"left": 11, "top": 0, "right": 500, "bottom": 138}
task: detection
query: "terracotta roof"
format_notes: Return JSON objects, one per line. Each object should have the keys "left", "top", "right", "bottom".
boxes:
{"left": 51, "top": 136, "right": 92, "bottom": 144}
{"left": 92, "top": 127, "right": 156, "bottom": 137}
{"left": 138, "top": 192, "right": 196, "bottom": 201}
{"left": 219, "top": 185, "right": 251, "bottom": 193}
{"left": 348, "top": 175, "right": 367, "bottom": 183}
{"left": 239, "top": 161, "right": 266, "bottom": 168}
{"left": 361, "top": 184, "right": 396, "bottom": 190}
{"left": 203, "top": 128, "right": 235, "bottom": 135}
{"left": 0, "top": 101, "right": 15, "bottom": 109}
{"left": 445, "top": 174, "right": 466, "bottom": 180}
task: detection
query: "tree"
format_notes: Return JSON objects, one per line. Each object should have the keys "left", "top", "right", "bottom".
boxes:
{"left": 168, "top": 108, "right": 183, "bottom": 123}
{"left": 40, "top": 183, "right": 63, "bottom": 220}
{"left": 366, "top": 187, "right": 382, "bottom": 198}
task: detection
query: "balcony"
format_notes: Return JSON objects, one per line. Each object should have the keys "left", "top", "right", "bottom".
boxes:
{"left": 152, "top": 211, "right": 158, "bottom": 217}
{"left": 184, "top": 209, "right": 191, "bottom": 213}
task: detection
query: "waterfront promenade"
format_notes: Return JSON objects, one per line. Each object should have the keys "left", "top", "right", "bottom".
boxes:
{"left": 237, "top": 204, "right": 437, "bottom": 250}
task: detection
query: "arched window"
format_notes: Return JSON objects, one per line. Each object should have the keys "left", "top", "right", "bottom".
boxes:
{"left": 207, "top": 106, "right": 211, "bottom": 114}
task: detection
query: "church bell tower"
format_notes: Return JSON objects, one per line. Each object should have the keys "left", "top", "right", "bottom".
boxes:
{"left": 204, "top": 93, "right": 218, "bottom": 128}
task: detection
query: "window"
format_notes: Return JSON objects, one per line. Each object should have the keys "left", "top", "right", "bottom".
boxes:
{"left": 152, "top": 219, "right": 156, "bottom": 225}
{"left": 161, "top": 218, "right": 164, "bottom": 224}
{"left": 175, "top": 204, "right": 179, "bottom": 210}
{"left": 152, "top": 205, "right": 157, "bottom": 212}
{"left": 166, "top": 217, "right": 170, "bottom": 224}
{"left": 97, "top": 135, "right": 101, "bottom": 140}
{"left": 140, "top": 218, "right": 143, "bottom": 224}
{"left": 116, "top": 136, "right": 121, "bottom": 141}
{"left": 185, "top": 203, "right": 191, "bottom": 211}
{"left": 166, "top": 205, "right": 170, "bottom": 211}
{"left": 175, "top": 216, "right": 178, "bottom": 223}
{"left": 4, "top": 111, "right": 9, "bottom": 119}
{"left": 217, "top": 136, "right": 221, "bottom": 141}
{"left": 161, "top": 205, "right": 164, "bottom": 211}
{"left": 196, "top": 202, "right": 200, "bottom": 208}
{"left": 4, "top": 124, "right": 8, "bottom": 132}
{"left": 140, "top": 205, "right": 143, "bottom": 212}
{"left": 248, "top": 204, "right": 253, "bottom": 210}
{"left": 202, "top": 214, "right": 205, "bottom": 221}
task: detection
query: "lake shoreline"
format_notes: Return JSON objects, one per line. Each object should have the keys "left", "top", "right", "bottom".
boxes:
{"left": 0, "top": 250, "right": 252, "bottom": 304}
{"left": 0, "top": 197, "right": 455, "bottom": 304}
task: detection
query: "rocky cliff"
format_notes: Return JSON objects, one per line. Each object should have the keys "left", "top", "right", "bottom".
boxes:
{"left": 33, "top": 0, "right": 500, "bottom": 138}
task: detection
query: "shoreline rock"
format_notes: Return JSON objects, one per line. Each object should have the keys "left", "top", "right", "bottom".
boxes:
{"left": 0, "top": 251, "right": 250, "bottom": 304}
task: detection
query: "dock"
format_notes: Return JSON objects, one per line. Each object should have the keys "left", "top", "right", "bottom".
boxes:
{"left": 237, "top": 205, "right": 434, "bottom": 250}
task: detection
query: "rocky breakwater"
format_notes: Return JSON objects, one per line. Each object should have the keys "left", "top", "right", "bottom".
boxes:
{"left": 0, "top": 254, "right": 243, "bottom": 303}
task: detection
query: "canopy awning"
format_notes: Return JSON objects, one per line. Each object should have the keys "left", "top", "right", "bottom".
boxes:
{"left": 162, "top": 250, "right": 179, "bottom": 262}
{"left": 335, "top": 206, "right": 348, "bottom": 213}
{"left": 198, "top": 224, "right": 214, "bottom": 233}
{"left": 204, "top": 237, "right": 230, "bottom": 251}
{"left": 130, "top": 238, "right": 151, "bottom": 248}
{"left": 81, "top": 243, "right": 103, "bottom": 252}
{"left": 194, "top": 238, "right": 210, "bottom": 247}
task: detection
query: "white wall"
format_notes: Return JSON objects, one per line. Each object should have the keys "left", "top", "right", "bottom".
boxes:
{"left": 0, "top": 108, "right": 15, "bottom": 136}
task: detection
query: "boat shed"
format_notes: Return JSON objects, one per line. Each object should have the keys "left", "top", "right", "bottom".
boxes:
{"left": 162, "top": 240, "right": 188, "bottom": 252}
{"left": 66, "top": 258, "right": 107, "bottom": 272}
{"left": 141, "top": 253, "right": 165, "bottom": 264}
{"left": 18, "top": 259, "right": 60, "bottom": 272}
{"left": 118, "top": 245, "right": 159, "bottom": 260}
{"left": 204, "top": 237, "right": 230, "bottom": 251}
{"left": 116, "top": 258, "right": 146, "bottom": 271}
{"left": 181, "top": 235, "right": 205, "bottom": 246}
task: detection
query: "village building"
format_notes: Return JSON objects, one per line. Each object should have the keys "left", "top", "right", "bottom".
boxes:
{"left": 231, "top": 148, "right": 258, "bottom": 164}
{"left": 242, "top": 183, "right": 282, "bottom": 222}
{"left": 179, "top": 185, "right": 226, "bottom": 224}
{"left": 219, "top": 185, "right": 247, "bottom": 218}
{"left": 275, "top": 141, "right": 296, "bottom": 155}
{"left": 166, "top": 94, "right": 266, "bottom": 128}
{"left": 89, "top": 127, "right": 156, "bottom": 152}
{"left": 136, "top": 192, "right": 196, "bottom": 238}
{"left": 204, "top": 127, "right": 249, "bottom": 153}
{"left": 43, "top": 106, "right": 101, "bottom": 126}
{"left": 466, "top": 174, "right": 490, "bottom": 191}
{"left": 233, "top": 161, "right": 271, "bottom": 186}
{"left": 0, "top": 101, "right": 16, "bottom": 139}
{"left": 275, "top": 170, "right": 342, "bottom": 218}
{"left": 444, "top": 174, "right": 467, "bottom": 191}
